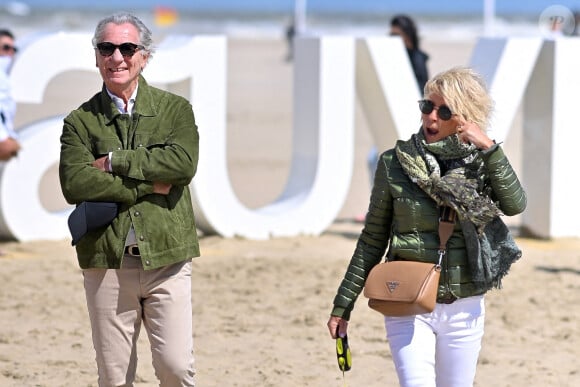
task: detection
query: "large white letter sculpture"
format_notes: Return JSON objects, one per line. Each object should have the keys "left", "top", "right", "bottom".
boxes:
{"left": 520, "top": 39, "right": 580, "bottom": 238}
{"left": 1, "top": 33, "right": 96, "bottom": 241}
{"left": 469, "top": 38, "right": 544, "bottom": 142}
{"left": 469, "top": 37, "right": 580, "bottom": 238}
{"left": 355, "top": 37, "right": 423, "bottom": 151}
{"left": 191, "top": 37, "right": 356, "bottom": 238}
{"left": 2, "top": 33, "right": 578, "bottom": 241}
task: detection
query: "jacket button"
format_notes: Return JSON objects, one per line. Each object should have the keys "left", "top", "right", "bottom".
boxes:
{"left": 145, "top": 260, "right": 151, "bottom": 266}
{"left": 139, "top": 236, "right": 145, "bottom": 241}
{"left": 134, "top": 211, "right": 140, "bottom": 216}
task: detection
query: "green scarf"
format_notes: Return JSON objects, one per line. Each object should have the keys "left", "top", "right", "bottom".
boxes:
{"left": 395, "top": 130, "right": 502, "bottom": 228}
{"left": 395, "top": 130, "right": 521, "bottom": 290}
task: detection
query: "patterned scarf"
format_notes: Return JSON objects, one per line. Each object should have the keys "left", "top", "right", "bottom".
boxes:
{"left": 395, "top": 130, "right": 502, "bottom": 229}
{"left": 395, "top": 129, "right": 521, "bottom": 290}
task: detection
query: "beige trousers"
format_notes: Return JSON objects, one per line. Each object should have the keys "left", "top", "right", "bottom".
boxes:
{"left": 83, "top": 255, "right": 195, "bottom": 387}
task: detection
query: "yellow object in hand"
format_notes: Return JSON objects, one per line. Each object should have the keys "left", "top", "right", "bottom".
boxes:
{"left": 336, "top": 333, "right": 351, "bottom": 372}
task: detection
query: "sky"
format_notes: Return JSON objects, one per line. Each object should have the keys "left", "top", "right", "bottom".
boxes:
{"left": 11, "top": 0, "right": 580, "bottom": 15}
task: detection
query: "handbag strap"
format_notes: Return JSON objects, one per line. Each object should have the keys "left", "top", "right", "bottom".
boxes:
{"left": 437, "top": 206, "right": 456, "bottom": 266}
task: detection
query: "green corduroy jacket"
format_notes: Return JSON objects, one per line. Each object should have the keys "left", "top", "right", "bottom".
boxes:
{"left": 331, "top": 143, "right": 526, "bottom": 320}
{"left": 59, "top": 76, "right": 200, "bottom": 270}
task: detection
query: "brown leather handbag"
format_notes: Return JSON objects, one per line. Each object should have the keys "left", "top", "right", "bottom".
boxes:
{"left": 363, "top": 207, "right": 456, "bottom": 316}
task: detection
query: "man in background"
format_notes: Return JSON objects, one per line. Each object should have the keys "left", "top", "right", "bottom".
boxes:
{"left": 0, "top": 29, "right": 21, "bottom": 160}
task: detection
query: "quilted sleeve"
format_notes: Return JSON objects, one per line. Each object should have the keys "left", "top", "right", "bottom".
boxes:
{"left": 480, "top": 144, "right": 527, "bottom": 216}
{"left": 330, "top": 152, "right": 394, "bottom": 320}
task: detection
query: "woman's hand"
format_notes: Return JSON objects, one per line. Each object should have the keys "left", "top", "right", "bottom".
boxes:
{"left": 456, "top": 120, "right": 495, "bottom": 150}
{"left": 327, "top": 315, "right": 349, "bottom": 339}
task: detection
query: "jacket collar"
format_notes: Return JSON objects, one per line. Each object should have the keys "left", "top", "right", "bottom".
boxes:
{"left": 99, "top": 75, "right": 157, "bottom": 124}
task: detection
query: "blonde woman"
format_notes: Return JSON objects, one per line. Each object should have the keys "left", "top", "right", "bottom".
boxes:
{"left": 328, "top": 67, "right": 526, "bottom": 386}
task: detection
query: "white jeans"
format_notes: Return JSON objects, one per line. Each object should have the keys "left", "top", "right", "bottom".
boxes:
{"left": 384, "top": 295, "right": 485, "bottom": 387}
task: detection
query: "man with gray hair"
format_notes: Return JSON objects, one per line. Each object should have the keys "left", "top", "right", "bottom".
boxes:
{"left": 59, "top": 12, "right": 199, "bottom": 386}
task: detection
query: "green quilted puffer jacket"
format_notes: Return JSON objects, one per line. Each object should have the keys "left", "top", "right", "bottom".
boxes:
{"left": 331, "top": 143, "right": 526, "bottom": 320}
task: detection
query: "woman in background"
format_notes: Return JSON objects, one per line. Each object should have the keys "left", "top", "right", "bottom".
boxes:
{"left": 390, "top": 14, "right": 429, "bottom": 91}
{"left": 360, "top": 15, "right": 430, "bottom": 222}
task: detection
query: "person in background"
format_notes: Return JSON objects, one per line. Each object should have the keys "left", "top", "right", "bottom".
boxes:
{"left": 59, "top": 12, "right": 200, "bottom": 386}
{"left": 0, "top": 29, "right": 21, "bottom": 160}
{"left": 358, "top": 15, "right": 429, "bottom": 222}
{"left": 329, "top": 67, "right": 526, "bottom": 386}
{"left": 390, "top": 14, "right": 429, "bottom": 91}
{"left": 573, "top": 11, "right": 580, "bottom": 36}
{"left": 285, "top": 16, "right": 296, "bottom": 62}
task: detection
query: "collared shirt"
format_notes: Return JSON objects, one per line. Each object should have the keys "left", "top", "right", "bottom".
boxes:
{"left": 106, "top": 86, "right": 139, "bottom": 247}
{"left": 105, "top": 86, "right": 138, "bottom": 168}
{"left": 106, "top": 86, "right": 138, "bottom": 115}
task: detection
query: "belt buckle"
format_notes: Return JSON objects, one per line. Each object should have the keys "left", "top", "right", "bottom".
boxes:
{"left": 126, "top": 245, "right": 140, "bottom": 256}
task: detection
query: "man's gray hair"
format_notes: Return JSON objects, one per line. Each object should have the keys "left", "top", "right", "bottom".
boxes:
{"left": 92, "top": 12, "right": 155, "bottom": 58}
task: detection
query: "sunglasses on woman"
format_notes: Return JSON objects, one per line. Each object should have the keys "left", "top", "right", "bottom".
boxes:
{"left": 96, "top": 42, "right": 144, "bottom": 58}
{"left": 418, "top": 99, "right": 454, "bottom": 121}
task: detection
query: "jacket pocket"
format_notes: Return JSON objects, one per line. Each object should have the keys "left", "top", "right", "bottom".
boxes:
{"left": 93, "top": 138, "right": 122, "bottom": 156}
{"left": 134, "top": 132, "right": 168, "bottom": 149}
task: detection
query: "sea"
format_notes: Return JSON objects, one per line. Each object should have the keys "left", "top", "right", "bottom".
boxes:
{"left": 3, "top": 0, "right": 580, "bottom": 40}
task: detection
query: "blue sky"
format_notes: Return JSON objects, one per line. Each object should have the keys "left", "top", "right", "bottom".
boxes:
{"left": 13, "top": 0, "right": 580, "bottom": 15}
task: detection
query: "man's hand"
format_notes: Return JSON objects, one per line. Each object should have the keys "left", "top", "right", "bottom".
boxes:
{"left": 0, "top": 137, "right": 21, "bottom": 161}
{"left": 91, "top": 156, "right": 171, "bottom": 195}
{"left": 92, "top": 155, "right": 110, "bottom": 172}
{"left": 153, "top": 182, "right": 172, "bottom": 195}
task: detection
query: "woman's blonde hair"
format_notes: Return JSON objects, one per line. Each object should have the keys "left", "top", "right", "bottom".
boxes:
{"left": 423, "top": 66, "right": 493, "bottom": 131}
